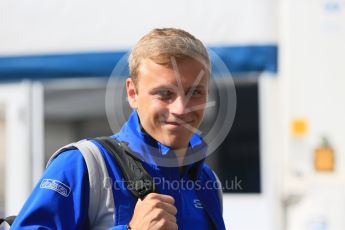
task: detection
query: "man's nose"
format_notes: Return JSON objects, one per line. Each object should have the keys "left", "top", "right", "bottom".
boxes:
{"left": 170, "top": 96, "right": 187, "bottom": 115}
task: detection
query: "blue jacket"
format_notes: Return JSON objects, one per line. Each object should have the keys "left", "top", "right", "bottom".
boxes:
{"left": 11, "top": 111, "right": 226, "bottom": 229}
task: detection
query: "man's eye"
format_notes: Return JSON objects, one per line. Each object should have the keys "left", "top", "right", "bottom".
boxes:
{"left": 190, "top": 89, "right": 202, "bottom": 96}
{"left": 157, "top": 90, "right": 173, "bottom": 98}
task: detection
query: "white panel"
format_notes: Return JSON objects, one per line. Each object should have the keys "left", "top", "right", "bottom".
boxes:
{"left": 0, "top": 107, "right": 6, "bottom": 217}
{"left": 0, "top": 82, "right": 44, "bottom": 215}
{"left": 283, "top": 0, "right": 345, "bottom": 176}
{"left": 31, "top": 82, "right": 44, "bottom": 185}
{"left": 223, "top": 195, "right": 272, "bottom": 230}
{"left": 287, "top": 183, "right": 345, "bottom": 230}
{"left": 0, "top": 0, "right": 277, "bottom": 55}
{"left": 279, "top": 0, "right": 345, "bottom": 228}
{"left": 0, "top": 83, "right": 31, "bottom": 215}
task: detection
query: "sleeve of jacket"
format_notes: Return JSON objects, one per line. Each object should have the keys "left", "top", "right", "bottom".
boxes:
{"left": 10, "top": 149, "right": 90, "bottom": 230}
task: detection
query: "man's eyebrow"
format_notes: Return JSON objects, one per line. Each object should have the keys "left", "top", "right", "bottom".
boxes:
{"left": 149, "top": 84, "right": 207, "bottom": 92}
{"left": 186, "top": 85, "right": 207, "bottom": 90}
{"left": 149, "top": 84, "right": 177, "bottom": 91}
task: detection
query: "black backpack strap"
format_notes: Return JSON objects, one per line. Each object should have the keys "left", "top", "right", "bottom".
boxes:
{"left": 0, "top": 215, "right": 16, "bottom": 228}
{"left": 4, "top": 216, "right": 15, "bottom": 225}
{"left": 94, "top": 137, "right": 156, "bottom": 200}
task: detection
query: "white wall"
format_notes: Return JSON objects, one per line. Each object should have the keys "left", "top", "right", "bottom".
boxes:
{"left": 0, "top": 0, "right": 277, "bottom": 55}
{"left": 285, "top": 0, "right": 345, "bottom": 171}
{"left": 280, "top": 0, "right": 345, "bottom": 184}
{"left": 0, "top": 83, "right": 44, "bottom": 216}
{"left": 0, "top": 83, "right": 32, "bottom": 215}
{"left": 279, "top": 0, "right": 345, "bottom": 229}
{"left": 0, "top": 110, "right": 6, "bottom": 217}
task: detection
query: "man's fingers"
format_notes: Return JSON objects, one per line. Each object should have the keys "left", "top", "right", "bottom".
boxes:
{"left": 164, "top": 211, "right": 177, "bottom": 223}
{"left": 145, "top": 193, "right": 175, "bottom": 204}
{"left": 130, "top": 193, "right": 178, "bottom": 230}
{"left": 152, "top": 218, "right": 178, "bottom": 230}
{"left": 156, "top": 202, "right": 177, "bottom": 216}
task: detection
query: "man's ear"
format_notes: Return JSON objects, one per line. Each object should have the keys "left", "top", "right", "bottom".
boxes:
{"left": 126, "top": 78, "right": 138, "bottom": 109}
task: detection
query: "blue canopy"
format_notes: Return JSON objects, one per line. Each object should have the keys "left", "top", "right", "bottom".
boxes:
{"left": 0, "top": 45, "right": 277, "bottom": 80}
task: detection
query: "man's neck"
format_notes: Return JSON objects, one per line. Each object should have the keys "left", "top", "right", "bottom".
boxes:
{"left": 174, "top": 147, "right": 188, "bottom": 168}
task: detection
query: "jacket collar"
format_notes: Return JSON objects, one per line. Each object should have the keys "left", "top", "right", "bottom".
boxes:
{"left": 112, "top": 110, "right": 208, "bottom": 171}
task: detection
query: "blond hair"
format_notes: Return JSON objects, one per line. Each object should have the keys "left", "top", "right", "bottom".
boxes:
{"left": 128, "top": 28, "right": 210, "bottom": 85}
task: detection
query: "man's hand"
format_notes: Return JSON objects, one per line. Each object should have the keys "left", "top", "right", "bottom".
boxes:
{"left": 128, "top": 193, "right": 178, "bottom": 230}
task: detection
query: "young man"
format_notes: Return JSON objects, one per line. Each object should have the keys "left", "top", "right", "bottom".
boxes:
{"left": 11, "top": 28, "right": 226, "bottom": 229}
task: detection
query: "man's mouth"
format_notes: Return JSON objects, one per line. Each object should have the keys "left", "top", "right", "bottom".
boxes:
{"left": 164, "top": 121, "right": 193, "bottom": 126}
{"left": 162, "top": 119, "right": 201, "bottom": 135}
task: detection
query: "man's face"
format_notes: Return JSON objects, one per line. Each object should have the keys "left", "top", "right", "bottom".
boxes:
{"left": 126, "top": 57, "right": 209, "bottom": 149}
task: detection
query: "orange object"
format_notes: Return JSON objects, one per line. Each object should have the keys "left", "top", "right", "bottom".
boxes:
{"left": 314, "top": 137, "right": 335, "bottom": 172}
{"left": 291, "top": 118, "right": 308, "bottom": 137}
